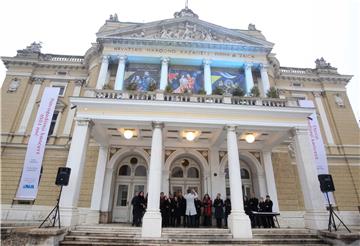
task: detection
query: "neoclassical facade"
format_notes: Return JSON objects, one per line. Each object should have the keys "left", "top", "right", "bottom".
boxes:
{"left": 1, "top": 7, "right": 359, "bottom": 238}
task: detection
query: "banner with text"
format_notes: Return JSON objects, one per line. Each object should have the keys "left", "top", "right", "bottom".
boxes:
{"left": 15, "top": 87, "right": 60, "bottom": 200}
{"left": 299, "top": 100, "right": 329, "bottom": 175}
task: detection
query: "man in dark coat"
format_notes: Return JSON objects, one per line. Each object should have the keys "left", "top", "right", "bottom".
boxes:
{"left": 194, "top": 197, "right": 202, "bottom": 227}
{"left": 248, "top": 193, "right": 259, "bottom": 228}
{"left": 213, "top": 193, "right": 224, "bottom": 228}
{"left": 133, "top": 191, "right": 146, "bottom": 226}
{"left": 264, "top": 195, "right": 275, "bottom": 228}
{"left": 258, "top": 196, "right": 267, "bottom": 228}
{"left": 177, "top": 191, "right": 187, "bottom": 227}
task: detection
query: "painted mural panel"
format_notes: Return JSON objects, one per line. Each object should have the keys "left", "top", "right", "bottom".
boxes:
{"left": 124, "top": 64, "right": 160, "bottom": 91}
{"left": 168, "top": 67, "right": 203, "bottom": 93}
{"left": 211, "top": 70, "right": 246, "bottom": 93}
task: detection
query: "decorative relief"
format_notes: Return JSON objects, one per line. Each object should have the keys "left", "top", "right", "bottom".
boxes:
{"left": 250, "top": 152, "right": 261, "bottom": 163}
{"left": 7, "top": 78, "right": 20, "bottom": 92}
{"left": 334, "top": 94, "right": 345, "bottom": 108}
{"left": 288, "top": 142, "right": 295, "bottom": 159}
{"left": 165, "top": 149, "right": 176, "bottom": 162}
{"left": 109, "top": 147, "right": 121, "bottom": 159}
{"left": 125, "top": 21, "right": 245, "bottom": 44}
{"left": 195, "top": 150, "right": 208, "bottom": 163}
{"left": 219, "top": 151, "right": 227, "bottom": 163}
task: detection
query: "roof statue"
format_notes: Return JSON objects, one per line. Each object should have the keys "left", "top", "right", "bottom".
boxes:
{"left": 248, "top": 23, "right": 257, "bottom": 31}
{"left": 315, "top": 57, "right": 335, "bottom": 69}
{"left": 174, "top": 3, "right": 199, "bottom": 19}
{"left": 16, "top": 42, "right": 42, "bottom": 57}
{"left": 108, "top": 13, "right": 119, "bottom": 22}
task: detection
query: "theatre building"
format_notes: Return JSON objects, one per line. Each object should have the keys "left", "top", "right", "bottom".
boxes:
{"left": 1, "top": 7, "right": 359, "bottom": 238}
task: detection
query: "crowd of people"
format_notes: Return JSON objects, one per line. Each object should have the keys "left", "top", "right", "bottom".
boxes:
{"left": 131, "top": 189, "right": 275, "bottom": 229}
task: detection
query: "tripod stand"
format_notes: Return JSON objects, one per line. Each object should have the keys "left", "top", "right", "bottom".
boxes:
{"left": 39, "top": 185, "right": 63, "bottom": 228}
{"left": 325, "top": 192, "right": 351, "bottom": 233}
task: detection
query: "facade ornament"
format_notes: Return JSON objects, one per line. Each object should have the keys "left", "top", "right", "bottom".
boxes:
{"left": 334, "top": 94, "right": 345, "bottom": 107}
{"left": 7, "top": 78, "right": 20, "bottom": 92}
{"left": 248, "top": 23, "right": 257, "bottom": 31}
{"left": 288, "top": 142, "right": 295, "bottom": 158}
{"left": 32, "top": 77, "right": 44, "bottom": 84}
{"left": 75, "top": 79, "right": 86, "bottom": 86}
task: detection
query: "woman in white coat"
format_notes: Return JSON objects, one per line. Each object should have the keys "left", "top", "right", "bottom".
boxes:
{"left": 184, "top": 189, "right": 198, "bottom": 227}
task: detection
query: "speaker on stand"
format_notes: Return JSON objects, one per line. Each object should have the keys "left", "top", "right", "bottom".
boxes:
{"left": 39, "top": 167, "right": 71, "bottom": 228}
{"left": 317, "top": 174, "right": 351, "bottom": 233}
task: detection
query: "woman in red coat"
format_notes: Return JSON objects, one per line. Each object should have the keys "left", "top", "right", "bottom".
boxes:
{"left": 202, "top": 194, "right": 212, "bottom": 226}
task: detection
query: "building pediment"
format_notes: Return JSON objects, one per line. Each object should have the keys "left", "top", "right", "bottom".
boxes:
{"left": 97, "top": 17, "right": 273, "bottom": 49}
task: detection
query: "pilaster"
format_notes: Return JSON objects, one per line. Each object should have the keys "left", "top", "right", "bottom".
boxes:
{"left": 244, "top": 63, "right": 254, "bottom": 95}
{"left": 203, "top": 59, "right": 212, "bottom": 95}
{"left": 159, "top": 57, "right": 170, "bottom": 90}
{"left": 96, "top": 56, "right": 110, "bottom": 90}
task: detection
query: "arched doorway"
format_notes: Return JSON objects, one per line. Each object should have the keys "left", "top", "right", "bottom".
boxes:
{"left": 112, "top": 155, "right": 147, "bottom": 222}
{"left": 224, "top": 162, "right": 253, "bottom": 198}
{"left": 169, "top": 158, "right": 202, "bottom": 197}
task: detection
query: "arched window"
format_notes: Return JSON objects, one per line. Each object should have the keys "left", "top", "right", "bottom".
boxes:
{"left": 119, "top": 165, "right": 131, "bottom": 176}
{"left": 171, "top": 167, "right": 183, "bottom": 178}
{"left": 135, "top": 165, "right": 147, "bottom": 176}
{"left": 187, "top": 167, "right": 199, "bottom": 178}
{"left": 241, "top": 168, "right": 250, "bottom": 179}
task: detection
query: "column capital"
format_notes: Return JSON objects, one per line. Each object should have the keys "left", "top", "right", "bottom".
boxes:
{"left": 226, "top": 125, "right": 237, "bottom": 132}
{"left": 31, "top": 77, "right": 44, "bottom": 85}
{"left": 203, "top": 59, "right": 212, "bottom": 66}
{"left": 259, "top": 63, "right": 269, "bottom": 70}
{"left": 116, "top": 55, "right": 127, "bottom": 63}
{"left": 76, "top": 118, "right": 94, "bottom": 128}
{"left": 101, "top": 55, "right": 110, "bottom": 63}
{"left": 244, "top": 62, "right": 253, "bottom": 70}
{"left": 152, "top": 122, "right": 164, "bottom": 129}
{"left": 161, "top": 57, "right": 170, "bottom": 64}
{"left": 75, "top": 79, "right": 86, "bottom": 87}
{"left": 291, "top": 127, "right": 309, "bottom": 137}
{"left": 313, "top": 91, "right": 323, "bottom": 97}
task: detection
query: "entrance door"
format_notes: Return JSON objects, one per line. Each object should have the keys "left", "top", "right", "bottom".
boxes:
{"left": 112, "top": 156, "right": 148, "bottom": 223}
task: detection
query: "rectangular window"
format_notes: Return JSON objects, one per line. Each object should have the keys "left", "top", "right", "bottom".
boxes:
{"left": 48, "top": 111, "right": 59, "bottom": 136}
{"left": 116, "top": 185, "right": 128, "bottom": 207}
{"left": 52, "top": 85, "right": 65, "bottom": 96}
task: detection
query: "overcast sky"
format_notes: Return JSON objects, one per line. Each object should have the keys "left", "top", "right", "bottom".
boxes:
{"left": 0, "top": 0, "right": 358, "bottom": 122}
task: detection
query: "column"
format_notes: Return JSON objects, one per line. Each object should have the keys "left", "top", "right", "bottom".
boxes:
{"left": 17, "top": 78, "right": 43, "bottom": 134}
{"left": 257, "top": 173, "right": 268, "bottom": 199}
{"left": 142, "top": 122, "right": 164, "bottom": 238}
{"left": 114, "top": 55, "right": 127, "bottom": 90}
{"left": 260, "top": 64, "right": 270, "bottom": 97}
{"left": 96, "top": 56, "right": 109, "bottom": 90}
{"left": 87, "top": 146, "right": 109, "bottom": 224}
{"left": 226, "top": 126, "right": 252, "bottom": 238}
{"left": 59, "top": 118, "right": 92, "bottom": 226}
{"left": 159, "top": 57, "right": 170, "bottom": 90}
{"left": 203, "top": 59, "right": 212, "bottom": 95}
{"left": 244, "top": 63, "right": 254, "bottom": 95}
{"left": 62, "top": 80, "right": 84, "bottom": 136}
{"left": 292, "top": 127, "right": 328, "bottom": 230}
{"left": 313, "top": 92, "right": 335, "bottom": 144}
{"left": 263, "top": 151, "right": 280, "bottom": 212}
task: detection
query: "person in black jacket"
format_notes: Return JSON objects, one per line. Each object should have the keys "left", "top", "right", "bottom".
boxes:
{"left": 213, "top": 193, "right": 224, "bottom": 228}
{"left": 258, "top": 197, "right": 267, "bottom": 228}
{"left": 131, "top": 192, "right": 139, "bottom": 226}
{"left": 172, "top": 194, "right": 182, "bottom": 227}
{"left": 133, "top": 191, "right": 146, "bottom": 227}
{"left": 264, "top": 195, "right": 275, "bottom": 228}
{"left": 224, "top": 197, "right": 231, "bottom": 228}
{"left": 248, "top": 193, "right": 259, "bottom": 228}
{"left": 177, "top": 191, "right": 187, "bottom": 227}
{"left": 194, "top": 197, "right": 202, "bottom": 227}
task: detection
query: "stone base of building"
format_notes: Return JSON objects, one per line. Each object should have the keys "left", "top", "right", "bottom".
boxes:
{"left": 304, "top": 210, "right": 329, "bottom": 230}
{"left": 59, "top": 207, "right": 80, "bottom": 227}
{"left": 85, "top": 210, "right": 100, "bottom": 224}
{"left": 141, "top": 211, "right": 162, "bottom": 238}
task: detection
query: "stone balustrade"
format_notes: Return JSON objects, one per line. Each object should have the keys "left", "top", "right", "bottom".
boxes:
{"left": 43, "top": 54, "right": 84, "bottom": 63}
{"left": 86, "top": 89, "right": 300, "bottom": 108}
{"left": 279, "top": 67, "right": 314, "bottom": 75}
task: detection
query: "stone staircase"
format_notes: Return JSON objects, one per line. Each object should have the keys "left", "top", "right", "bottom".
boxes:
{"left": 60, "top": 225, "right": 329, "bottom": 245}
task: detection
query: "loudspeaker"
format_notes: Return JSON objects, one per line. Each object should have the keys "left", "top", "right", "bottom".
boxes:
{"left": 318, "top": 174, "right": 335, "bottom": 192}
{"left": 55, "top": 167, "right": 71, "bottom": 186}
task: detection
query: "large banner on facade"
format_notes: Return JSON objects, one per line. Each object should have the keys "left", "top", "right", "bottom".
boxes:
{"left": 299, "top": 100, "right": 329, "bottom": 175}
{"left": 15, "top": 87, "right": 60, "bottom": 200}
{"left": 168, "top": 68, "right": 203, "bottom": 93}
{"left": 211, "top": 71, "right": 246, "bottom": 93}
{"left": 124, "top": 64, "right": 160, "bottom": 91}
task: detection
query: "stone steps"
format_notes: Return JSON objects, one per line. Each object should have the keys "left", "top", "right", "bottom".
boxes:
{"left": 60, "top": 226, "right": 329, "bottom": 245}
